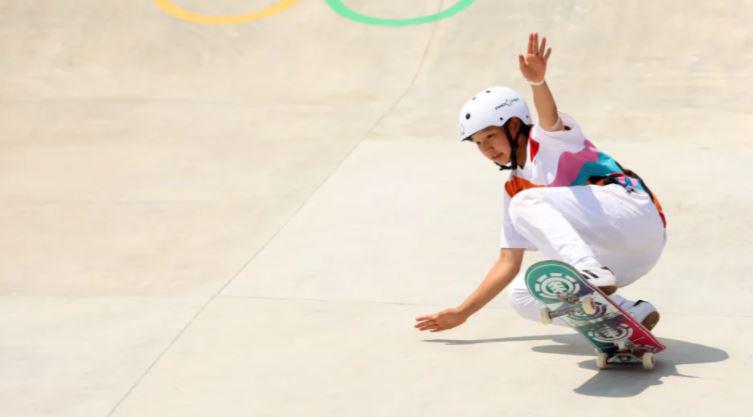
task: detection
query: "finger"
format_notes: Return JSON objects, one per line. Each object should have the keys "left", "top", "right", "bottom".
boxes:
{"left": 533, "top": 32, "right": 539, "bottom": 55}
{"left": 419, "top": 324, "right": 438, "bottom": 332}
{"left": 518, "top": 54, "right": 526, "bottom": 68}
{"left": 415, "top": 320, "right": 435, "bottom": 329}
{"left": 544, "top": 47, "right": 552, "bottom": 61}
{"left": 528, "top": 33, "right": 534, "bottom": 54}
{"left": 539, "top": 37, "right": 547, "bottom": 56}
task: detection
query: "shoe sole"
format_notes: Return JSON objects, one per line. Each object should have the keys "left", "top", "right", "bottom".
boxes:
{"left": 641, "top": 311, "right": 660, "bottom": 330}
{"left": 598, "top": 285, "right": 617, "bottom": 295}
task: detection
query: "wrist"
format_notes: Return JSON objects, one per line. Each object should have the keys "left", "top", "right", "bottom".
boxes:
{"left": 528, "top": 78, "right": 546, "bottom": 86}
{"left": 455, "top": 304, "right": 474, "bottom": 319}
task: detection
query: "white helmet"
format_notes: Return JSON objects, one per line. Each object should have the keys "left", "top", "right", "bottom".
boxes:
{"left": 457, "top": 86, "right": 532, "bottom": 141}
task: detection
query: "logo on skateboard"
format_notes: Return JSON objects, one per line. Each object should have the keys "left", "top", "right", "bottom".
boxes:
{"left": 588, "top": 323, "right": 634, "bottom": 343}
{"left": 534, "top": 272, "right": 580, "bottom": 301}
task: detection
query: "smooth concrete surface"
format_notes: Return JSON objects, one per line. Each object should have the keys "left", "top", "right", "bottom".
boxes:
{"left": 1, "top": 1, "right": 751, "bottom": 416}
{"left": 108, "top": 301, "right": 739, "bottom": 417}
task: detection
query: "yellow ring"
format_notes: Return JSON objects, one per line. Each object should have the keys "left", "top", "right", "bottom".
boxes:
{"left": 153, "top": 0, "right": 298, "bottom": 25}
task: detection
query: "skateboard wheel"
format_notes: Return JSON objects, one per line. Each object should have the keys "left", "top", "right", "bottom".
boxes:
{"left": 642, "top": 352, "right": 655, "bottom": 370}
{"left": 596, "top": 353, "right": 608, "bottom": 370}
{"left": 581, "top": 296, "right": 596, "bottom": 315}
{"left": 539, "top": 307, "right": 552, "bottom": 325}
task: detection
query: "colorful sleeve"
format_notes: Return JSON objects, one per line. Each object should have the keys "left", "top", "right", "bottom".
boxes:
{"left": 532, "top": 112, "right": 586, "bottom": 145}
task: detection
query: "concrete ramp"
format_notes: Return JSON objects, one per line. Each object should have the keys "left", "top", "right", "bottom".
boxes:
{"left": 1, "top": 1, "right": 751, "bottom": 416}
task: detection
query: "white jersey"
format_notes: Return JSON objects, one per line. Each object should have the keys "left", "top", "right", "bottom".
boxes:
{"left": 499, "top": 112, "right": 665, "bottom": 249}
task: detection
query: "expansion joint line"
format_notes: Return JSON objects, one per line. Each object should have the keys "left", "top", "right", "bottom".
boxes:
{"left": 106, "top": 5, "right": 443, "bottom": 415}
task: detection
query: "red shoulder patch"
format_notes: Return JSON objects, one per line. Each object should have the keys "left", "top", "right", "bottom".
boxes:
{"left": 529, "top": 138, "right": 540, "bottom": 162}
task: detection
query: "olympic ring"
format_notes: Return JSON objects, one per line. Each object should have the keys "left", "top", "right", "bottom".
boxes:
{"left": 153, "top": 0, "right": 298, "bottom": 25}
{"left": 325, "top": 0, "right": 476, "bottom": 27}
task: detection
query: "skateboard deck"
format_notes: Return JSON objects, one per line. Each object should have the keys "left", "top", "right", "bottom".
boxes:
{"left": 524, "top": 260, "right": 666, "bottom": 370}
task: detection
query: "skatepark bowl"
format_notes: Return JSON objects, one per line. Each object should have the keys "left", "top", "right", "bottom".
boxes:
{"left": 1, "top": 1, "right": 751, "bottom": 416}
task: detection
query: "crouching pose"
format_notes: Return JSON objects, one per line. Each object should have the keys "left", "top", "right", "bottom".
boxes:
{"left": 415, "top": 33, "right": 666, "bottom": 333}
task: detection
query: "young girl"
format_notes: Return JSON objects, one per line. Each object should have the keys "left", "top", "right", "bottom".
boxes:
{"left": 415, "top": 33, "right": 666, "bottom": 333}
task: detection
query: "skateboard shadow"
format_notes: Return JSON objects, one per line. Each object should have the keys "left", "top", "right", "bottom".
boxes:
{"left": 425, "top": 334, "right": 728, "bottom": 397}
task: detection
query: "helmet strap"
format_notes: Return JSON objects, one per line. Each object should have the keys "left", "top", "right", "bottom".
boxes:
{"left": 496, "top": 122, "right": 528, "bottom": 171}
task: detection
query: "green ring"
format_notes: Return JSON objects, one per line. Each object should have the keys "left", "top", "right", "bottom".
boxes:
{"left": 325, "top": 0, "right": 476, "bottom": 27}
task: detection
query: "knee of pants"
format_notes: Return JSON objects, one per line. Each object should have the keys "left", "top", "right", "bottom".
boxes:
{"left": 508, "top": 189, "right": 546, "bottom": 227}
{"left": 508, "top": 285, "right": 570, "bottom": 327}
{"left": 507, "top": 285, "right": 541, "bottom": 322}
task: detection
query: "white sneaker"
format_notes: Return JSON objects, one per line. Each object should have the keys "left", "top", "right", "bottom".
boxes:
{"left": 624, "top": 300, "right": 661, "bottom": 330}
{"left": 580, "top": 267, "right": 617, "bottom": 294}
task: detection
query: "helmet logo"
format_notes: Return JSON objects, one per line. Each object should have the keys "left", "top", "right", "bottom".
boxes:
{"left": 494, "top": 98, "right": 520, "bottom": 110}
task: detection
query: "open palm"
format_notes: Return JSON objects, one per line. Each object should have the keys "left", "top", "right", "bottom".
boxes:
{"left": 519, "top": 32, "right": 552, "bottom": 84}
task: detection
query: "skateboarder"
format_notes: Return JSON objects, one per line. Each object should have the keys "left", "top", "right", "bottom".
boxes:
{"left": 415, "top": 33, "right": 666, "bottom": 333}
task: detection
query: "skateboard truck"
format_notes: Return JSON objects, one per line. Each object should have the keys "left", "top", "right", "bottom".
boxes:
{"left": 539, "top": 296, "right": 596, "bottom": 325}
{"left": 596, "top": 350, "right": 655, "bottom": 370}
{"left": 593, "top": 340, "right": 656, "bottom": 370}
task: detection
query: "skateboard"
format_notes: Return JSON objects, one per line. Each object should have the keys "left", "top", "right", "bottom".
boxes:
{"left": 524, "top": 260, "right": 666, "bottom": 370}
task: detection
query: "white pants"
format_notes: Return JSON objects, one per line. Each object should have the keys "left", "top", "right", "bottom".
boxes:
{"left": 506, "top": 184, "right": 666, "bottom": 325}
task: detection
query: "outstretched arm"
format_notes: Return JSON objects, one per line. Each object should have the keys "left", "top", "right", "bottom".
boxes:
{"left": 456, "top": 248, "right": 525, "bottom": 317}
{"left": 519, "top": 33, "right": 564, "bottom": 132}
{"left": 414, "top": 248, "right": 525, "bottom": 332}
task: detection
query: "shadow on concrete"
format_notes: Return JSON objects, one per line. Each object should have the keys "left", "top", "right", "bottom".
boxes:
{"left": 425, "top": 334, "right": 728, "bottom": 397}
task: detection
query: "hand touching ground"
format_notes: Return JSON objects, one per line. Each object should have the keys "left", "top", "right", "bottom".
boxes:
{"left": 415, "top": 308, "right": 468, "bottom": 333}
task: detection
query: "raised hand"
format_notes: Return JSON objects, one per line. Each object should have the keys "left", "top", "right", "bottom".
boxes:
{"left": 518, "top": 32, "right": 552, "bottom": 84}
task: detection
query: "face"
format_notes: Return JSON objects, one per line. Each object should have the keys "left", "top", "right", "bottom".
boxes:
{"left": 470, "top": 126, "right": 512, "bottom": 165}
